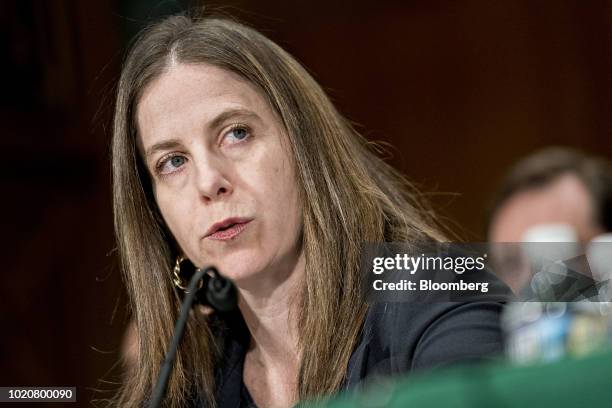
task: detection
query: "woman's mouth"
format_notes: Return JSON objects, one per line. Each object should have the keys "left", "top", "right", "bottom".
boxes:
{"left": 205, "top": 218, "right": 252, "bottom": 241}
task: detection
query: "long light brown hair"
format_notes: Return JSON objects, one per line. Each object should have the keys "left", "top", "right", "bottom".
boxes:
{"left": 110, "top": 11, "right": 445, "bottom": 407}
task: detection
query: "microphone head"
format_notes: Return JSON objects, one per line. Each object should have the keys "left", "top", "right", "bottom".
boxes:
{"left": 205, "top": 275, "right": 238, "bottom": 312}
{"left": 194, "top": 267, "right": 238, "bottom": 312}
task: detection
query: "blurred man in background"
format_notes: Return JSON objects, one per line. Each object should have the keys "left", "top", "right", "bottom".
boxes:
{"left": 486, "top": 147, "right": 612, "bottom": 294}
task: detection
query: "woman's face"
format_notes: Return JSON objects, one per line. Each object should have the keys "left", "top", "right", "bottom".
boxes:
{"left": 137, "top": 63, "right": 303, "bottom": 286}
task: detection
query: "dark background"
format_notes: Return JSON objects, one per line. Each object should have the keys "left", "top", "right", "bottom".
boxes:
{"left": 1, "top": 0, "right": 611, "bottom": 406}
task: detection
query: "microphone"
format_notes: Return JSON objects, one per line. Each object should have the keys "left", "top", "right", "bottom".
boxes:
{"left": 148, "top": 266, "right": 237, "bottom": 408}
{"left": 196, "top": 268, "right": 238, "bottom": 312}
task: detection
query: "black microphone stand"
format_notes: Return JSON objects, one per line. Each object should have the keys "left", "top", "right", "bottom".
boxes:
{"left": 148, "top": 266, "right": 237, "bottom": 408}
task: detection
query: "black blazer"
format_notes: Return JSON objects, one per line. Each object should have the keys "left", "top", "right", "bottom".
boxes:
{"left": 203, "top": 300, "right": 504, "bottom": 407}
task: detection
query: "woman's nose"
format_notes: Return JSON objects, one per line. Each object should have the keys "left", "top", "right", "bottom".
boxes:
{"left": 194, "top": 157, "right": 233, "bottom": 203}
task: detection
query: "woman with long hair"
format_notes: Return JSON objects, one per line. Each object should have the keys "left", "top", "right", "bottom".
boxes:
{"left": 111, "top": 11, "right": 503, "bottom": 407}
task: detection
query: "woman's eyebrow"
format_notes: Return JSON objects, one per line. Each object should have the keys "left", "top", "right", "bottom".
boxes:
{"left": 145, "top": 139, "right": 183, "bottom": 160}
{"left": 145, "top": 109, "right": 261, "bottom": 159}
{"left": 207, "top": 108, "right": 261, "bottom": 131}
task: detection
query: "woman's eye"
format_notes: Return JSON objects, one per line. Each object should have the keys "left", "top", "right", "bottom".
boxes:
{"left": 223, "top": 125, "right": 251, "bottom": 145}
{"left": 169, "top": 156, "right": 185, "bottom": 167}
{"left": 157, "top": 154, "right": 187, "bottom": 175}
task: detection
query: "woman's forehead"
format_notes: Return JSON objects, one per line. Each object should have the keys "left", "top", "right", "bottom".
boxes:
{"left": 135, "top": 63, "right": 278, "bottom": 149}
{"left": 138, "top": 63, "right": 263, "bottom": 122}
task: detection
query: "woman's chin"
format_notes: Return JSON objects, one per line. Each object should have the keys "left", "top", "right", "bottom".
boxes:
{"left": 206, "top": 256, "right": 263, "bottom": 285}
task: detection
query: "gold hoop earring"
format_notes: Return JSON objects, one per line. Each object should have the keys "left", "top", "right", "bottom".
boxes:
{"left": 173, "top": 255, "right": 188, "bottom": 290}
{"left": 172, "top": 256, "right": 203, "bottom": 292}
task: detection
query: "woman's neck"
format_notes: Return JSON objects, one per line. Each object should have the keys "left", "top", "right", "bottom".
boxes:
{"left": 237, "top": 251, "right": 304, "bottom": 363}
{"left": 237, "top": 251, "right": 305, "bottom": 407}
